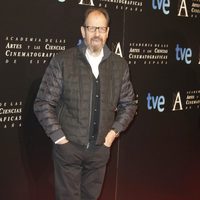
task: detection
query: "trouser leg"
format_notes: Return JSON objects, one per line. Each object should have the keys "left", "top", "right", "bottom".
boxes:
{"left": 81, "top": 145, "right": 110, "bottom": 200}
{"left": 53, "top": 143, "right": 82, "bottom": 200}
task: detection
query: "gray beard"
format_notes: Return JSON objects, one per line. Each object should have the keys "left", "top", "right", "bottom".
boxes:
{"left": 89, "top": 37, "right": 103, "bottom": 56}
{"left": 88, "top": 45, "right": 103, "bottom": 56}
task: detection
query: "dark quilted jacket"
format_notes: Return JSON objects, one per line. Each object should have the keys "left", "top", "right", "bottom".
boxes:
{"left": 34, "top": 42, "right": 137, "bottom": 146}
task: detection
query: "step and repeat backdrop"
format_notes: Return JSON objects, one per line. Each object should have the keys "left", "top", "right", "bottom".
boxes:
{"left": 0, "top": 0, "right": 200, "bottom": 200}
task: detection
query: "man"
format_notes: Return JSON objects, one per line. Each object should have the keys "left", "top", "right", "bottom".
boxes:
{"left": 34, "top": 7, "right": 137, "bottom": 200}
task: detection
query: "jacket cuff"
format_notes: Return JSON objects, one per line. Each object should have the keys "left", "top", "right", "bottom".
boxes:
{"left": 111, "top": 122, "right": 123, "bottom": 134}
{"left": 49, "top": 129, "right": 65, "bottom": 143}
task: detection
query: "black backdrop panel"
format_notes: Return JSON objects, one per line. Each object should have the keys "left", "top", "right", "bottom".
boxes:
{"left": 0, "top": 0, "right": 200, "bottom": 200}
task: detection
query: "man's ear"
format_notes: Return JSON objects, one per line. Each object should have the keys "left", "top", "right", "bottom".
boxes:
{"left": 81, "top": 26, "right": 85, "bottom": 38}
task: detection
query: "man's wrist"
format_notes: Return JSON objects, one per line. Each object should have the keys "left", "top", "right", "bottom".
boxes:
{"left": 55, "top": 136, "right": 66, "bottom": 144}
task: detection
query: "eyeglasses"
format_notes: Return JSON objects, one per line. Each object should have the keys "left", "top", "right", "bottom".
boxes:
{"left": 84, "top": 26, "right": 108, "bottom": 33}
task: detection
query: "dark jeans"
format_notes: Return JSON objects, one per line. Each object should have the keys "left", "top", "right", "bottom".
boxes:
{"left": 53, "top": 142, "right": 110, "bottom": 200}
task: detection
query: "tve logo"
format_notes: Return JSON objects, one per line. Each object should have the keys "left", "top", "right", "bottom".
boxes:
{"left": 147, "top": 92, "right": 165, "bottom": 112}
{"left": 152, "top": 0, "right": 170, "bottom": 15}
{"left": 175, "top": 44, "right": 192, "bottom": 64}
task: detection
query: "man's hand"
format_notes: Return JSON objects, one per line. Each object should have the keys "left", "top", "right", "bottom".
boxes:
{"left": 56, "top": 138, "right": 69, "bottom": 145}
{"left": 104, "top": 129, "right": 118, "bottom": 147}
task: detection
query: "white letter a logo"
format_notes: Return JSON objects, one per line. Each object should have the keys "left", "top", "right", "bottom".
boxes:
{"left": 115, "top": 42, "right": 123, "bottom": 58}
{"left": 79, "top": 0, "right": 95, "bottom": 6}
{"left": 172, "top": 92, "right": 183, "bottom": 111}
{"left": 177, "top": 0, "right": 188, "bottom": 17}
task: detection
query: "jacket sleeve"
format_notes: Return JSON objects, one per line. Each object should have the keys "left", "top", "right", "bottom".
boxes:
{"left": 111, "top": 65, "right": 138, "bottom": 133}
{"left": 33, "top": 57, "right": 65, "bottom": 142}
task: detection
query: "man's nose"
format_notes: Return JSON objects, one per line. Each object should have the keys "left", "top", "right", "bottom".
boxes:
{"left": 94, "top": 28, "right": 100, "bottom": 35}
